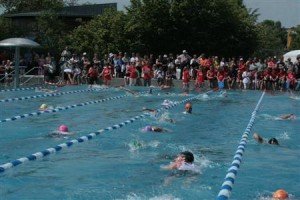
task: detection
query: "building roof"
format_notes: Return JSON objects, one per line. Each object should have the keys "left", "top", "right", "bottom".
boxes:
{"left": 5, "top": 3, "right": 117, "bottom": 18}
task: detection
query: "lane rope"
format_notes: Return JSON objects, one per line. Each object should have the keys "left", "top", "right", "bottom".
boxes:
{"left": 0, "top": 93, "right": 200, "bottom": 173}
{"left": 216, "top": 91, "right": 266, "bottom": 200}
{"left": 0, "top": 88, "right": 105, "bottom": 103}
{"left": 0, "top": 86, "right": 44, "bottom": 93}
{"left": 0, "top": 89, "right": 153, "bottom": 123}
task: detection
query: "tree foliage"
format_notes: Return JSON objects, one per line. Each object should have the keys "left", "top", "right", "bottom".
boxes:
{"left": 255, "top": 20, "right": 287, "bottom": 57}
{"left": 1, "top": 0, "right": 292, "bottom": 58}
{"left": 66, "top": 9, "right": 128, "bottom": 56}
{"left": 0, "top": 0, "right": 64, "bottom": 13}
{"left": 123, "top": 0, "right": 259, "bottom": 57}
{"left": 288, "top": 26, "right": 300, "bottom": 50}
{"left": 35, "top": 11, "right": 66, "bottom": 53}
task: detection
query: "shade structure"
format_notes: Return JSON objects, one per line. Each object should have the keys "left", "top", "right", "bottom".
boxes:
{"left": 283, "top": 50, "right": 300, "bottom": 63}
{"left": 0, "top": 38, "right": 40, "bottom": 88}
{"left": 0, "top": 38, "right": 40, "bottom": 48}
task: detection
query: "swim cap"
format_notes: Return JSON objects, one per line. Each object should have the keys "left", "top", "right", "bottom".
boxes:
{"left": 40, "top": 104, "right": 48, "bottom": 110}
{"left": 58, "top": 125, "right": 69, "bottom": 132}
{"left": 273, "top": 189, "right": 288, "bottom": 199}
{"left": 143, "top": 125, "right": 152, "bottom": 132}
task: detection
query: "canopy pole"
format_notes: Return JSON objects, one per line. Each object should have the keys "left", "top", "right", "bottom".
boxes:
{"left": 14, "top": 46, "right": 20, "bottom": 88}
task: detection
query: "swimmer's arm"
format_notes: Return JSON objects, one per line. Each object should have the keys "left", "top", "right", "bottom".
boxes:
{"left": 142, "top": 108, "right": 156, "bottom": 112}
{"left": 161, "top": 162, "right": 178, "bottom": 170}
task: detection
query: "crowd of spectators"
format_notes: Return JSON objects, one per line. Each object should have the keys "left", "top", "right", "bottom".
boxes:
{"left": 1, "top": 48, "right": 300, "bottom": 91}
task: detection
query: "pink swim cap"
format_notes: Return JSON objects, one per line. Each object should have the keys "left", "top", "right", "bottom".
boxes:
{"left": 58, "top": 125, "right": 69, "bottom": 132}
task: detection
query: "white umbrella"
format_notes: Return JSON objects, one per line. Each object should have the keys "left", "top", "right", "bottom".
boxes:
{"left": 283, "top": 50, "right": 300, "bottom": 63}
{"left": 0, "top": 38, "right": 40, "bottom": 88}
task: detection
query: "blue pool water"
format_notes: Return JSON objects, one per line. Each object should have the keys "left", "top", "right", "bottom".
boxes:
{"left": 0, "top": 86, "right": 299, "bottom": 200}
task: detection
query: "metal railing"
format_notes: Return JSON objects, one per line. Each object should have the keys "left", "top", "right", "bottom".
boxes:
{"left": 0, "top": 69, "right": 15, "bottom": 82}
{"left": 20, "top": 67, "right": 40, "bottom": 86}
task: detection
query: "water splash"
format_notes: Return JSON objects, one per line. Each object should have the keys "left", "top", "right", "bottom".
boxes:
{"left": 278, "top": 131, "right": 290, "bottom": 140}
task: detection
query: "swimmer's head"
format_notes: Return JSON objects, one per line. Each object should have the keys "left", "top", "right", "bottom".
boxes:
{"left": 39, "top": 104, "right": 48, "bottom": 110}
{"left": 253, "top": 133, "right": 263, "bottom": 143}
{"left": 273, "top": 189, "right": 288, "bottom": 200}
{"left": 179, "top": 151, "right": 194, "bottom": 163}
{"left": 58, "top": 125, "right": 69, "bottom": 132}
{"left": 143, "top": 125, "right": 152, "bottom": 132}
{"left": 185, "top": 102, "right": 192, "bottom": 113}
{"left": 268, "top": 138, "right": 279, "bottom": 145}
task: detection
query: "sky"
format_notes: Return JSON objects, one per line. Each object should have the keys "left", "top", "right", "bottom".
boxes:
{"left": 79, "top": 0, "right": 300, "bottom": 28}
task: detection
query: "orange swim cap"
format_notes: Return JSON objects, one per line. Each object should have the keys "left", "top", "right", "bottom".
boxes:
{"left": 273, "top": 189, "right": 288, "bottom": 200}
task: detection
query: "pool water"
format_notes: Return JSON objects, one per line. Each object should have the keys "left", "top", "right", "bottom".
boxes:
{"left": 0, "top": 86, "right": 299, "bottom": 200}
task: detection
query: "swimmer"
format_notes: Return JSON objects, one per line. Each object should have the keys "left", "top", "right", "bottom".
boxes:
{"left": 160, "top": 84, "right": 171, "bottom": 90}
{"left": 273, "top": 189, "right": 289, "bottom": 200}
{"left": 184, "top": 102, "right": 192, "bottom": 114}
{"left": 36, "top": 88, "right": 57, "bottom": 93}
{"left": 49, "top": 125, "right": 74, "bottom": 137}
{"left": 253, "top": 133, "right": 279, "bottom": 145}
{"left": 117, "top": 86, "right": 138, "bottom": 95}
{"left": 142, "top": 107, "right": 157, "bottom": 113}
{"left": 279, "top": 114, "right": 296, "bottom": 120}
{"left": 162, "top": 151, "right": 195, "bottom": 171}
{"left": 149, "top": 88, "right": 153, "bottom": 94}
{"left": 39, "top": 103, "right": 48, "bottom": 111}
{"left": 142, "top": 125, "right": 164, "bottom": 132}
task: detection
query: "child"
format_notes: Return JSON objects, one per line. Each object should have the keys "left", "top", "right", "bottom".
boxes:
{"left": 253, "top": 133, "right": 279, "bottom": 145}
{"left": 182, "top": 67, "right": 190, "bottom": 92}
{"left": 195, "top": 67, "right": 204, "bottom": 91}
{"left": 163, "top": 151, "right": 195, "bottom": 171}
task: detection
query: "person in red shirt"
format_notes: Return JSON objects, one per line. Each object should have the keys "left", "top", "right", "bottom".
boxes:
{"left": 195, "top": 67, "right": 204, "bottom": 91}
{"left": 270, "top": 69, "right": 279, "bottom": 90}
{"left": 286, "top": 70, "right": 296, "bottom": 90}
{"left": 261, "top": 68, "right": 271, "bottom": 90}
{"left": 182, "top": 66, "right": 190, "bottom": 92}
{"left": 206, "top": 65, "right": 216, "bottom": 89}
{"left": 87, "top": 64, "right": 99, "bottom": 86}
{"left": 278, "top": 68, "right": 286, "bottom": 91}
{"left": 100, "top": 64, "right": 112, "bottom": 86}
{"left": 142, "top": 61, "right": 152, "bottom": 87}
{"left": 128, "top": 62, "right": 138, "bottom": 86}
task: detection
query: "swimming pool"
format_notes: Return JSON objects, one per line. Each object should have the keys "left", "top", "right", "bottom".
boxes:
{"left": 0, "top": 86, "right": 299, "bottom": 200}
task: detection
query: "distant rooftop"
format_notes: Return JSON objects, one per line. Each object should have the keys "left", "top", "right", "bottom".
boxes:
{"left": 5, "top": 3, "right": 117, "bottom": 18}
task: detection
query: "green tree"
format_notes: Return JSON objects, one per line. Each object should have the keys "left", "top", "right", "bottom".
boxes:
{"left": 288, "top": 26, "right": 300, "bottom": 50}
{"left": 125, "top": 0, "right": 174, "bottom": 54}
{"left": 125, "top": 0, "right": 258, "bottom": 57}
{"left": 255, "top": 20, "right": 287, "bottom": 57}
{"left": 66, "top": 9, "right": 128, "bottom": 56}
{"left": 35, "top": 11, "right": 66, "bottom": 53}
{"left": 0, "top": 0, "right": 64, "bottom": 13}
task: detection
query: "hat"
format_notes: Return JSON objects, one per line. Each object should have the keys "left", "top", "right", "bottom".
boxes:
{"left": 239, "top": 58, "right": 243, "bottom": 61}
{"left": 182, "top": 50, "right": 187, "bottom": 53}
{"left": 163, "top": 54, "right": 168, "bottom": 58}
{"left": 83, "top": 52, "right": 87, "bottom": 56}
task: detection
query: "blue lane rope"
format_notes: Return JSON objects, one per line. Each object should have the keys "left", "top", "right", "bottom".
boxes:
{"left": 0, "top": 88, "right": 105, "bottom": 103}
{"left": 0, "top": 89, "right": 153, "bottom": 123}
{"left": 0, "top": 86, "right": 44, "bottom": 93}
{"left": 0, "top": 94, "right": 200, "bottom": 173}
{"left": 216, "top": 91, "right": 265, "bottom": 200}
